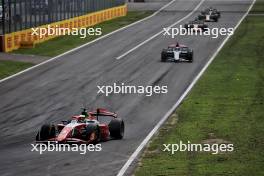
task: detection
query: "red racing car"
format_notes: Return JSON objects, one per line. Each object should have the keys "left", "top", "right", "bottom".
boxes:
{"left": 36, "top": 108, "right": 124, "bottom": 144}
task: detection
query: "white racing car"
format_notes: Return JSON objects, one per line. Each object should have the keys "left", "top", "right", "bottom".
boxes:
{"left": 198, "top": 7, "right": 221, "bottom": 22}
{"left": 161, "top": 43, "right": 193, "bottom": 63}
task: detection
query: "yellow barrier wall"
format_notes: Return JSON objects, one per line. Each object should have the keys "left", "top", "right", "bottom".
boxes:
{"left": 3, "top": 4, "right": 127, "bottom": 52}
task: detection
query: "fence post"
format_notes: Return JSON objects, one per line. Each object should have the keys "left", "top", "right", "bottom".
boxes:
{"left": 0, "top": 35, "right": 3, "bottom": 52}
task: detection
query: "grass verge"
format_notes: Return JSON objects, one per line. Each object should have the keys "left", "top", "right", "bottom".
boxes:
{"left": 135, "top": 2, "right": 264, "bottom": 176}
{"left": 0, "top": 60, "right": 34, "bottom": 79}
{"left": 12, "top": 11, "right": 153, "bottom": 57}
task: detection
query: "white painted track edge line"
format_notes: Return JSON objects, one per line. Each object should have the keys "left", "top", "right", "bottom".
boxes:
{"left": 116, "top": 0, "right": 205, "bottom": 60}
{"left": 116, "top": 0, "right": 256, "bottom": 175}
{"left": 0, "top": 0, "right": 176, "bottom": 84}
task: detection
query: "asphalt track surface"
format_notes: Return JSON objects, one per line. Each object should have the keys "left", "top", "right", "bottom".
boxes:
{"left": 0, "top": 0, "right": 253, "bottom": 176}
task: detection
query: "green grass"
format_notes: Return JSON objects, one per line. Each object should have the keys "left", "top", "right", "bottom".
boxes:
{"left": 251, "top": 0, "right": 264, "bottom": 13}
{"left": 135, "top": 2, "right": 264, "bottom": 176}
{"left": 12, "top": 11, "right": 153, "bottom": 57}
{"left": 0, "top": 60, "right": 34, "bottom": 79}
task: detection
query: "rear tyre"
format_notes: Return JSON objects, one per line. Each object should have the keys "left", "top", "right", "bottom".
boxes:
{"left": 36, "top": 124, "right": 56, "bottom": 141}
{"left": 109, "top": 118, "right": 124, "bottom": 139}
{"left": 161, "top": 52, "right": 167, "bottom": 62}
{"left": 188, "top": 52, "right": 193, "bottom": 63}
{"left": 214, "top": 17, "right": 218, "bottom": 22}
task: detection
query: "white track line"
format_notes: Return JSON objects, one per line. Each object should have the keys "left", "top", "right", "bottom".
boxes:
{"left": 116, "top": 0, "right": 256, "bottom": 175}
{"left": 0, "top": 0, "right": 176, "bottom": 84}
{"left": 116, "top": 0, "right": 205, "bottom": 60}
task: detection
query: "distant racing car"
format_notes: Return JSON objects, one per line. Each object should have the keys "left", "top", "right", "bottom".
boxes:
{"left": 184, "top": 18, "right": 208, "bottom": 32}
{"left": 198, "top": 7, "right": 221, "bottom": 22}
{"left": 161, "top": 42, "right": 193, "bottom": 62}
{"left": 36, "top": 108, "right": 124, "bottom": 144}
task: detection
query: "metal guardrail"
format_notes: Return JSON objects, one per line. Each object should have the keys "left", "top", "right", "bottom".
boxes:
{"left": 0, "top": 0, "right": 125, "bottom": 34}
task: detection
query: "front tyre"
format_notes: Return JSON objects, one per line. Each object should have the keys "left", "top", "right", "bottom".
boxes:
{"left": 36, "top": 124, "right": 56, "bottom": 141}
{"left": 85, "top": 124, "right": 100, "bottom": 144}
{"left": 214, "top": 17, "right": 218, "bottom": 22}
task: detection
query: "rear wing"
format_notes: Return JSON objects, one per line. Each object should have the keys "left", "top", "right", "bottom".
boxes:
{"left": 89, "top": 108, "right": 117, "bottom": 119}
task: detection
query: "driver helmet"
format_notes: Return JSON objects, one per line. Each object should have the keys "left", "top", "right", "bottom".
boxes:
{"left": 79, "top": 115, "right": 86, "bottom": 121}
{"left": 81, "top": 108, "right": 89, "bottom": 117}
